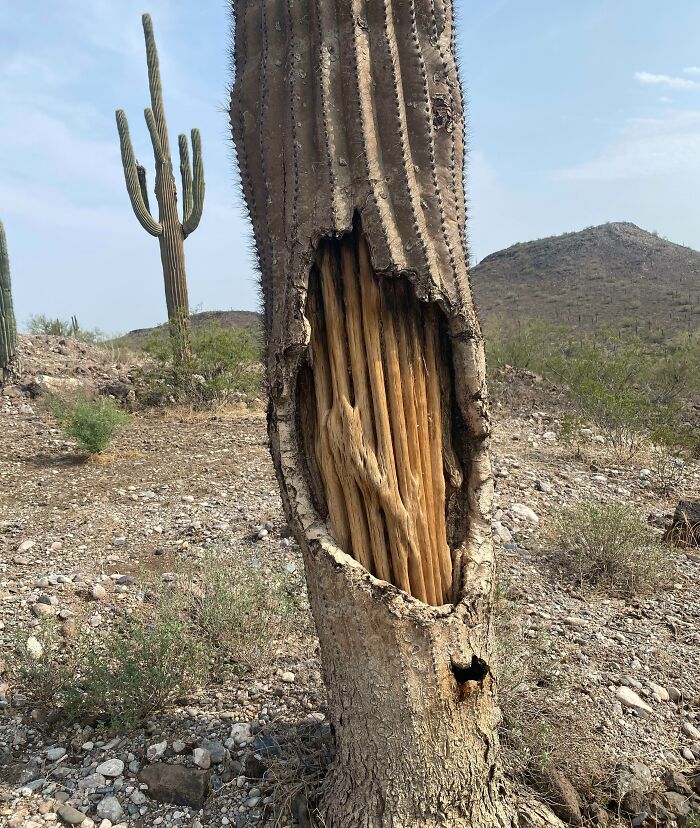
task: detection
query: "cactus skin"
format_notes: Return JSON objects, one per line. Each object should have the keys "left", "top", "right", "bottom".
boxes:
{"left": 0, "top": 221, "right": 19, "bottom": 383}
{"left": 116, "top": 13, "right": 205, "bottom": 363}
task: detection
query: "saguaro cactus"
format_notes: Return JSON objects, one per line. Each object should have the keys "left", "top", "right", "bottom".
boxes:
{"left": 231, "top": 3, "right": 566, "bottom": 828}
{"left": 116, "top": 13, "right": 204, "bottom": 363}
{"left": 0, "top": 221, "right": 18, "bottom": 383}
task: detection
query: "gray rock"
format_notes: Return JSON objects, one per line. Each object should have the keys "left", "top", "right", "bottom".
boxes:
{"left": 511, "top": 503, "right": 539, "bottom": 523}
{"left": 492, "top": 522, "right": 512, "bottom": 543}
{"left": 96, "top": 794, "right": 123, "bottom": 822}
{"left": 616, "top": 687, "right": 653, "bottom": 714}
{"left": 78, "top": 773, "right": 106, "bottom": 790}
{"left": 200, "top": 740, "right": 226, "bottom": 764}
{"left": 46, "top": 747, "right": 67, "bottom": 761}
{"left": 662, "top": 791, "right": 691, "bottom": 818}
{"left": 146, "top": 740, "right": 167, "bottom": 762}
{"left": 617, "top": 761, "right": 652, "bottom": 797}
{"left": 21, "top": 778, "right": 46, "bottom": 792}
{"left": 33, "top": 375, "right": 93, "bottom": 397}
{"left": 138, "top": 762, "right": 210, "bottom": 808}
{"left": 230, "top": 723, "right": 251, "bottom": 745}
{"left": 95, "top": 758, "right": 124, "bottom": 778}
{"left": 682, "top": 721, "right": 700, "bottom": 740}
{"left": 648, "top": 682, "right": 669, "bottom": 702}
{"left": 193, "top": 747, "right": 211, "bottom": 769}
{"left": 57, "top": 804, "right": 88, "bottom": 825}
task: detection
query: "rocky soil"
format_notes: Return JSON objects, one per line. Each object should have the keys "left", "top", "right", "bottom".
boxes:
{"left": 1, "top": 339, "right": 700, "bottom": 828}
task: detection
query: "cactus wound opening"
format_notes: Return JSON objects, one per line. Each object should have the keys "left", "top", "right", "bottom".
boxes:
{"left": 297, "top": 229, "right": 466, "bottom": 606}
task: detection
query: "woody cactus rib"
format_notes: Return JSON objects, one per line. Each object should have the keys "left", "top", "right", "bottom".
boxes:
{"left": 116, "top": 12, "right": 205, "bottom": 362}
{"left": 0, "top": 221, "right": 19, "bottom": 384}
{"left": 231, "top": 3, "right": 564, "bottom": 828}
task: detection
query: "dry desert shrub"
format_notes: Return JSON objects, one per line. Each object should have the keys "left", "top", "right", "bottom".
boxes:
{"left": 547, "top": 502, "right": 673, "bottom": 596}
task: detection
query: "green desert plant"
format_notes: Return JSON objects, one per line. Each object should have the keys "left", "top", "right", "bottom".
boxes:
{"left": 549, "top": 343, "right": 696, "bottom": 462}
{"left": 548, "top": 502, "right": 673, "bottom": 595}
{"left": 116, "top": 13, "right": 205, "bottom": 365}
{"left": 485, "top": 317, "right": 567, "bottom": 374}
{"left": 13, "top": 557, "right": 304, "bottom": 731}
{"left": 11, "top": 620, "right": 77, "bottom": 708}
{"left": 27, "top": 314, "right": 105, "bottom": 343}
{"left": 160, "top": 550, "right": 307, "bottom": 673}
{"left": 62, "top": 617, "right": 209, "bottom": 731}
{"left": 139, "top": 322, "right": 262, "bottom": 406}
{"left": 0, "top": 221, "right": 18, "bottom": 382}
{"left": 50, "top": 395, "right": 131, "bottom": 455}
{"left": 13, "top": 617, "right": 209, "bottom": 731}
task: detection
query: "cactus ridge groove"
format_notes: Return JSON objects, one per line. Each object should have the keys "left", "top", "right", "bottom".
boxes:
{"left": 231, "top": 0, "right": 479, "bottom": 349}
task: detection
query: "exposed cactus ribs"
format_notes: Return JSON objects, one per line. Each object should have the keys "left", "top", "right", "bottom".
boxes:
{"left": 301, "top": 230, "right": 461, "bottom": 606}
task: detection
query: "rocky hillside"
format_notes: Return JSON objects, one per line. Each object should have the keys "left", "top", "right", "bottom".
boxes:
{"left": 471, "top": 223, "right": 700, "bottom": 336}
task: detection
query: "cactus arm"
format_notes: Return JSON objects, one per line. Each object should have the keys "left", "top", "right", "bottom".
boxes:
{"left": 142, "top": 12, "right": 170, "bottom": 161}
{"left": 136, "top": 164, "right": 151, "bottom": 213}
{"left": 182, "top": 129, "right": 204, "bottom": 237}
{"left": 144, "top": 107, "right": 165, "bottom": 164}
{"left": 178, "top": 133, "right": 193, "bottom": 224}
{"left": 116, "top": 109, "right": 163, "bottom": 237}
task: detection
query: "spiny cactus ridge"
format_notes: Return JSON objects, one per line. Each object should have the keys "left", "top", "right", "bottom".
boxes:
{"left": 0, "top": 221, "right": 18, "bottom": 382}
{"left": 116, "top": 13, "right": 205, "bottom": 362}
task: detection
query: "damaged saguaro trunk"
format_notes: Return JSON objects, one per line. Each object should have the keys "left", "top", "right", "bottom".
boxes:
{"left": 230, "top": 2, "right": 560, "bottom": 827}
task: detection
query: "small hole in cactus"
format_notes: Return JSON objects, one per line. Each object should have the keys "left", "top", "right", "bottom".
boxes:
{"left": 451, "top": 655, "right": 489, "bottom": 701}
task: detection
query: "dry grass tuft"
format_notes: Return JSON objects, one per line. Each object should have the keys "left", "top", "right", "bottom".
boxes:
{"left": 243, "top": 717, "right": 334, "bottom": 828}
{"left": 547, "top": 501, "right": 674, "bottom": 596}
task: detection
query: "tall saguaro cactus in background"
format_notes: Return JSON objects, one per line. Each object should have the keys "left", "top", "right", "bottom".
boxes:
{"left": 116, "top": 13, "right": 204, "bottom": 363}
{"left": 0, "top": 222, "right": 19, "bottom": 384}
{"left": 231, "top": 3, "right": 564, "bottom": 828}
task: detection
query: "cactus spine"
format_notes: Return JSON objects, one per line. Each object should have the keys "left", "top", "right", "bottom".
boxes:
{"left": 116, "top": 13, "right": 204, "bottom": 364}
{"left": 0, "top": 222, "right": 18, "bottom": 383}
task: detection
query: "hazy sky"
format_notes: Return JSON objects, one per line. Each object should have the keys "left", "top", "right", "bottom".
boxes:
{"left": 2, "top": 1, "right": 700, "bottom": 333}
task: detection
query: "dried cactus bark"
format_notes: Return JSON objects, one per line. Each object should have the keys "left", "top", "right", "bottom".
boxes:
{"left": 231, "top": 3, "right": 563, "bottom": 827}
{"left": 116, "top": 14, "right": 205, "bottom": 364}
{"left": 0, "top": 221, "right": 19, "bottom": 384}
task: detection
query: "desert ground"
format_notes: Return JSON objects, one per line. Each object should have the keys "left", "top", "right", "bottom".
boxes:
{"left": 1, "top": 336, "right": 699, "bottom": 828}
